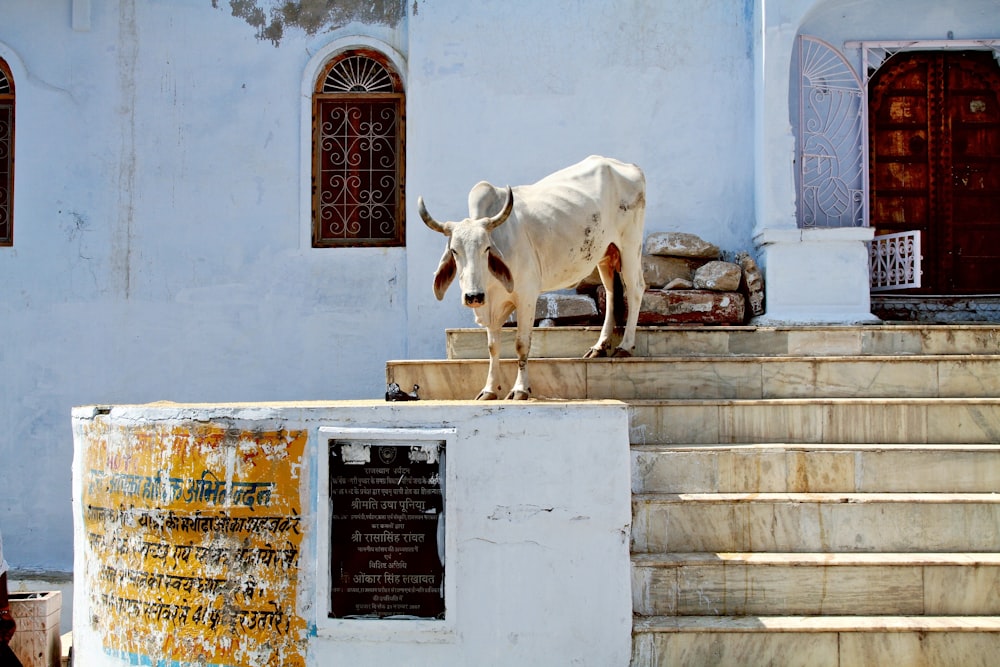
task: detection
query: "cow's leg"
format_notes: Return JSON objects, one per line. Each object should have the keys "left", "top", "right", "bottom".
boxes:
{"left": 613, "top": 231, "right": 647, "bottom": 357}
{"left": 584, "top": 247, "right": 620, "bottom": 358}
{"left": 476, "top": 324, "right": 504, "bottom": 400}
{"left": 506, "top": 309, "right": 534, "bottom": 400}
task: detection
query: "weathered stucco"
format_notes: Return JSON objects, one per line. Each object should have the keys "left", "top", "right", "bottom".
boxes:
{"left": 0, "top": 0, "right": 756, "bottom": 577}
{"left": 753, "top": 0, "right": 1000, "bottom": 322}
{"left": 75, "top": 416, "right": 308, "bottom": 665}
{"left": 0, "top": 0, "right": 995, "bottom": 593}
{"left": 214, "top": 0, "right": 407, "bottom": 45}
{"left": 71, "top": 401, "right": 632, "bottom": 666}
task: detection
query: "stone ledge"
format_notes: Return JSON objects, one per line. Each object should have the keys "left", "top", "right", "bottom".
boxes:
{"left": 632, "top": 552, "right": 1000, "bottom": 567}
{"left": 633, "top": 615, "right": 1000, "bottom": 633}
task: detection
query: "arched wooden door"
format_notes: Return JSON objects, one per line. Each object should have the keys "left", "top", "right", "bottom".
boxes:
{"left": 870, "top": 51, "right": 1000, "bottom": 294}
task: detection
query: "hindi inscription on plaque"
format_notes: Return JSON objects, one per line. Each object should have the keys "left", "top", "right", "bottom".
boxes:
{"left": 78, "top": 420, "right": 308, "bottom": 666}
{"left": 328, "top": 439, "right": 445, "bottom": 619}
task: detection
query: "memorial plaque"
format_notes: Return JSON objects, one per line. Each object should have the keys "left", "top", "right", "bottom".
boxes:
{"left": 328, "top": 439, "right": 445, "bottom": 619}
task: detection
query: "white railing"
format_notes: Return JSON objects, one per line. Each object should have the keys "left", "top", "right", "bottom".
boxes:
{"left": 868, "top": 231, "right": 921, "bottom": 291}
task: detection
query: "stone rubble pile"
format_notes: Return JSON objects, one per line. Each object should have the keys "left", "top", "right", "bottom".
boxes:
{"left": 523, "top": 231, "right": 765, "bottom": 327}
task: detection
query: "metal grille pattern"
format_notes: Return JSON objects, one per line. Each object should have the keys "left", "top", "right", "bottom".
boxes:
{"left": 315, "top": 99, "right": 400, "bottom": 243}
{"left": 0, "top": 102, "right": 11, "bottom": 245}
{"left": 869, "top": 231, "right": 922, "bottom": 291}
{"left": 313, "top": 49, "right": 404, "bottom": 247}
{"left": 322, "top": 55, "right": 395, "bottom": 93}
{"left": 797, "top": 35, "right": 867, "bottom": 228}
{"left": 0, "top": 71, "right": 9, "bottom": 95}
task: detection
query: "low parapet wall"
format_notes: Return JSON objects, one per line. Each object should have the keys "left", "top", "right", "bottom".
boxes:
{"left": 71, "top": 400, "right": 632, "bottom": 667}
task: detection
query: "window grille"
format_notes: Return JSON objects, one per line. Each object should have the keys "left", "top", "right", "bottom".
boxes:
{"left": 0, "top": 60, "right": 12, "bottom": 246}
{"left": 312, "top": 49, "right": 404, "bottom": 247}
{"left": 321, "top": 53, "right": 396, "bottom": 93}
{"left": 868, "top": 231, "right": 921, "bottom": 291}
{"left": 796, "top": 35, "right": 867, "bottom": 228}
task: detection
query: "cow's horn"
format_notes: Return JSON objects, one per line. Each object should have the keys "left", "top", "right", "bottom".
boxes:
{"left": 485, "top": 186, "right": 514, "bottom": 231}
{"left": 418, "top": 196, "right": 450, "bottom": 235}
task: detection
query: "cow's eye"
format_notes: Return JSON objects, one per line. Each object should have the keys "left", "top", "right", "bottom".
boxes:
{"left": 450, "top": 248, "right": 457, "bottom": 257}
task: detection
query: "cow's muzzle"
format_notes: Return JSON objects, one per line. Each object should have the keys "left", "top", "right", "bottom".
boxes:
{"left": 463, "top": 292, "right": 486, "bottom": 307}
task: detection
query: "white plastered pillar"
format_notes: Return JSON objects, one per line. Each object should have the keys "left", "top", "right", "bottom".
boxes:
{"left": 751, "top": 0, "right": 878, "bottom": 324}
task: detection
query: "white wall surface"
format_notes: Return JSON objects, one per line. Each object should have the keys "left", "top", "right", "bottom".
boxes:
{"left": 753, "top": 0, "right": 1000, "bottom": 322}
{"left": 0, "top": 0, "right": 758, "bottom": 576}
{"left": 25, "top": 0, "right": 999, "bottom": 581}
{"left": 405, "top": 0, "right": 757, "bottom": 357}
{"left": 799, "top": 0, "right": 1000, "bottom": 45}
{"left": 70, "top": 400, "right": 633, "bottom": 667}
{"left": 0, "top": 3, "right": 410, "bottom": 572}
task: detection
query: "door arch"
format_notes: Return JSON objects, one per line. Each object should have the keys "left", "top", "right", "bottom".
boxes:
{"left": 869, "top": 50, "right": 1000, "bottom": 293}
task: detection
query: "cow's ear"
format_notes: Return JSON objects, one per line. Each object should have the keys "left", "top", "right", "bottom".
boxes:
{"left": 488, "top": 248, "right": 514, "bottom": 293}
{"left": 433, "top": 247, "right": 456, "bottom": 300}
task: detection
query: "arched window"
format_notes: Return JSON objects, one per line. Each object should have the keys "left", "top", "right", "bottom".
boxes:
{"left": 0, "top": 59, "right": 13, "bottom": 246}
{"left": 312, "top": 49, "right": 405, "bottom": 247}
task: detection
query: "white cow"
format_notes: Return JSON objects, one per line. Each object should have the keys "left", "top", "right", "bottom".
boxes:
{"left": 419, "top": 155, "right": 646, "bottom": 400}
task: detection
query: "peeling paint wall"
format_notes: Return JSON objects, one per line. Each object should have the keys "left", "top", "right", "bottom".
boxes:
{"left": 71, "top": 401, "right": 632, "bottom": 666}
{"left": 77, "top": 417, "right": 308, "bottom": 665}
{"left": 214, "top": 0, "right": 407, "bottom": 45}
{"left": 0, "top": 0, "right": 408, "bottom": 575}
{"left": 3, "top": 0, "right": 755, "bottom": 587}
{"left": 0, "top": 0, "right": 918, "bottom": 589}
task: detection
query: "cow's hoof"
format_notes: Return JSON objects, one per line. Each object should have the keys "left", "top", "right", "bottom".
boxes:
{"left": 583, "top": 347, "right": 608, "bottom": 359}
{"left": 476, "top": 390, "right": 499, "bottom": 400}
{"left": 610, "top": 347, "right": 633, "bottom": 358}
{"left": 505, "top": 389, "right": 531, "bottom": 400}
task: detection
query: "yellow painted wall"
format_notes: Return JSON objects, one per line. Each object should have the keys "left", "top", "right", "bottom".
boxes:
{"left": 79, "top": 419, "right": 307, "bottom": 666}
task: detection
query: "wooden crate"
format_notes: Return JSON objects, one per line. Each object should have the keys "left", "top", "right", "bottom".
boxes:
{"left": 8, "top": 591, "right": 62, "bottom": 667}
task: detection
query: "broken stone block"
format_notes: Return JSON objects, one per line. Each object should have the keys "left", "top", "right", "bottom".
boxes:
{"left": 738, "top": 252, "right": 765, "bottom": 318}
{"left": 642, "top": 254, "right": 704, "bottom": 288}
{"left": 663, "top": 278, "right": 694, "bottom": 290}
{"left": 576, "top": 254, "right": 706, "bottom": 290}
{"left": 693, "top": 260, "right": 742, "bottom": 291}
{"left": 644, "top": 232, "right": 720, "bottom": 259}
{"left": 597, "top": 288, "right": 745, "bottom": 325}
{"left": 510, "top": 292, "right": 598, "bottom": 324}
{"left": 638, "top": 290, "right": 745, "bottom": 325}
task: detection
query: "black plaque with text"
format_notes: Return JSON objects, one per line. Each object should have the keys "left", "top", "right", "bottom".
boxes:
{"left": 328, "top": 440, "right": 445, "bottom": 619}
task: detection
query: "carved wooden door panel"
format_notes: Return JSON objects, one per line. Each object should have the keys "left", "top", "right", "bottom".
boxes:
{"left": 870, "top": 51, "right": 1000, "bottom": 293}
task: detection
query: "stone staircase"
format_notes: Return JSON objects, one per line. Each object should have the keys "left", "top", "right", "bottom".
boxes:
{"left": 386, "top": 324, "right": 1000, "bottom": 666}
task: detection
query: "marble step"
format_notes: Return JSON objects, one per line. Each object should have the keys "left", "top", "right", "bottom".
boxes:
{"left": 632, "top": 443, "right": 1000, "bottom": 493}
{"left": 631, "top": 552, "right": 1000, "bottom": 616}
{"left": 631, "top": 492, "right": 1000, "bottom": 554}
{"left": 631, "top": 616, "right": 1000, "bottom": 667}
{"left": 385, "top": 355, "right": 1000, "bottom": 401}
{"left": 627, "top": 398, "right": 1000, "bottom": 445}
{"left": 445, "top": 324, "right": 1000, "bottom": 360}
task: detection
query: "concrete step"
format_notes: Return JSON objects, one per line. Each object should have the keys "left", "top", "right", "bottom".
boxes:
{"left": 632, "top": 442, "right": 1000, "bottom": 493}
{"left": 631, "top": 492, "right": 1000, "bottom": 554}
{"left": 631, "top": 616, "right": 1000, "bottom": 667}
{"left": 445, "top": 324, "right": 1000, "bottom": 359}
{"left": 631, "top": 552, "right": 1000, "bottom": 616}
{"left": 627, "top": 398, "right": 1000, "bottom": 445}
{"left": 386, "top": 354, "right": 1000, "bottom": 401}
